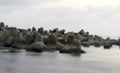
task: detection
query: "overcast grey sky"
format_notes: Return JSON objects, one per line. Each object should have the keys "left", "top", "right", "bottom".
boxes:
{"left": 0, "top": 0, "right": 120, "bottom": 39}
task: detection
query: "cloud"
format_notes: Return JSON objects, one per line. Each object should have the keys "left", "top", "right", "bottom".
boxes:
{"left": 53, "top": 0, "right": 120, "bottom": 9}
{"left": 0, "top": 0, "right": 120, "bottom": 38}
{"left": 0, "top": 0, "right": 58, "bottom": 6}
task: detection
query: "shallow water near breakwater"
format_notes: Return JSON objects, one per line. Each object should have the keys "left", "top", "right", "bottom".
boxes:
{"left": 0, "top": 46, "right": 120, "bottom": 73}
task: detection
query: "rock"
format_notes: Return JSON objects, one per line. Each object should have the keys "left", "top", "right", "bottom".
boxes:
{"left": 2, "top": 21, "right": 119, "bottom": 54}
{"left": 117, "top": 39, "right": 120, "bottom": 46}
{"left": 44, "top": 30, "right": 49, "bottom": 35}
{"left": 0, "top": 22, "right": 5, "bottom": 27}
{"left": 28, "top": 28, "right": 31, "bottom": 32}
{"left": 34, "top": 33, "right": 43, "bottom": 42}
{"left": 44, "top": 34, "right": 57, "bottom": 45}
{"left": 4, "top": 37, "right": 14, "bottom": 47}
{"left": 73, "top": 38, "right": 86, "bottom": 53}
{"left": 66, "top": 35, "right": 74, "bottom": 44}
{"left": 94, "top": 35, "right": 103, "bottom": 42}
{"left": 44, "top": 34, "right": 58, "bottom": 50}
{"left": 5, "top": 25, "right": 8, "bottom": 28}
{"left": 26, "top": 32, "right": 47, "bottom": 52}
{"left": 8, "top": 27, "right": 18, "bottom": 37}
{"left": 59, "top": 45, "right": 75, "bottom": 53}
{"left": 79, "top": 49, "right": 86, "bottom": 53}
{"left": 0, "top": 22, "right": 5, "bottom": 31}
{"left": 38, "top": 27, "right": 44, "bottom": 35}
{"left": 2, "top": 29, "right": 10, "bottom": 41}
{"left": 81, "top": 36, "right": 89, "bottom": 41}
{"left": 104, "top": 41, "right": 112, "bottom": 49}
{"left": 93, "top": 41, "right": 101, "bottom": 47}
{"left": 82, "top": 42, "right": 90, "bottom": 47}
{"left": 49, "top": 30, "right": 53, "bottom": 34}
{"left": 88, "top": 40, "right": 94, "bottom": 45}
{"left": 64, "top": 33, "right": 75, "bottom": 44}
{"left": 32, "top": 27, "right": 36, "bottom": 32}
{"left": 79, "top": 29, "right": 85, "bottom": 36}
{"left": 22, "top": 30, "right": 29, "bottom": 39}
{"left": 31, "top": 31, "right": 38, "bottom": 38}
{"left": 56, "top": 42, "right": 64, "bottom": 50}
{"left": 60, "top": 35, "right": 86, "bottom": 54}
{"left": 105, "top": 39, "right": 117, "bottom": 45}
{"left": 52, "top": 28, "right": 59, "bottom": 33}
{"left": 0, "top": 31, "right": 4, "bottom": 42}
{"left": 88, "top": 35, "right": 94, "bottom": 40}
{"left": 12, "top": 32, "right": 25, "bottom": 49}
{"left": 58, "top": 36, "right": 65, "bottom": 44}
{"left": 25, "top": 34, "right": 34, "bottom": 45}
{"left": 75, "top": 33, "right": 82, "bottom": 40}
{"left": 64, "top": 32, "right": 74, "bottom": 41}
{"left": 106, "top": 37, "right": 111, "bottom": 40}
{"left": 59, "top": 44, "right": 86, "bottom": 53}
{"left": 59, "top": 29, "right": 65, "bottom": 34}
{"left": 85, "top": 32, "right": 89, "bottom": 37}
{"left": 26, "top": 42, "right": 46, "bottom": 52}
{"left": 110, "top": 39, "right": 117, "bottom": 45}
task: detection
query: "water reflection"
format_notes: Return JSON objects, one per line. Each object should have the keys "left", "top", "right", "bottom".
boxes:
{"left": 70, "top": 53, "right": 81, "bottom": 57}
{"left": 26, "top": 52, "right": 42, "bottom": 56}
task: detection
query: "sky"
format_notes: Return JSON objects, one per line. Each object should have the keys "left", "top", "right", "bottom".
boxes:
{"left": 0, "top": 0, "right": 120, "bottom": 39}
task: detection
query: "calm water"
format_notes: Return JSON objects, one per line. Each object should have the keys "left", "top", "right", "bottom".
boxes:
{"left": 0, "top": 46, "right": 120, "bottom": 73}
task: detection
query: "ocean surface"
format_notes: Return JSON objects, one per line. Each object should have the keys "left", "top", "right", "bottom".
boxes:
{"left": 0, "top": 46, "right": 120, "bottom": 73}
